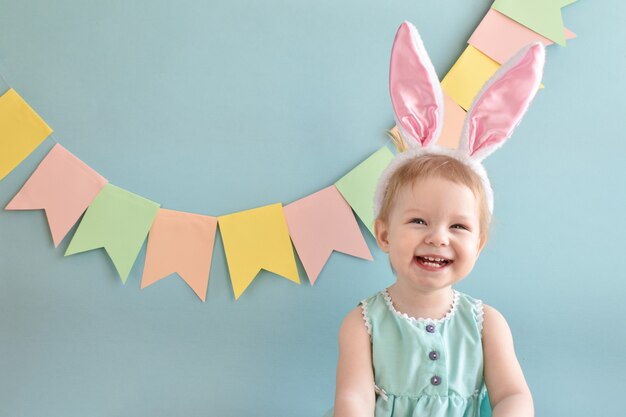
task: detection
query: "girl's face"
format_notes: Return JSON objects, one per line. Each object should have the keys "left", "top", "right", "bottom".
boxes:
{"left": 375, "top": 176, "right": 484, "bottom": 294}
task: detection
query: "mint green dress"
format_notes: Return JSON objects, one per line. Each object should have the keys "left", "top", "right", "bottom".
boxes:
{"left": 326, "top": 289, "right": 491, "bottom": 417}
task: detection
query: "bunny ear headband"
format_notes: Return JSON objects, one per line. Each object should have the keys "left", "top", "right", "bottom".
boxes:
{"left": 373, "top": 21, "right": 546, "bottom": 217}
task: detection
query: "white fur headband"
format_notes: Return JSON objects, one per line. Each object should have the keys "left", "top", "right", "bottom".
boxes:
{"left": 373, "top": 21, "right": 546, "bottom": 218}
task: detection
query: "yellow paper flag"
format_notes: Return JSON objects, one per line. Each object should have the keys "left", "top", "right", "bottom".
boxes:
{"left": 218, "top": 203, "right": 299, "bottom": 300}
{"left": 441, "top": 45, "right": 500, "bottom": 111}
{"left": 0, "top": 89, "right": 53, "bottom": 180}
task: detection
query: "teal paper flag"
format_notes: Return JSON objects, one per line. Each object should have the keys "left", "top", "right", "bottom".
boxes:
{"left": 65, "top": 184, "right": 160, "bottom": 283}
{"left": 335, "top": 146, "right": 394, "bottom": 236}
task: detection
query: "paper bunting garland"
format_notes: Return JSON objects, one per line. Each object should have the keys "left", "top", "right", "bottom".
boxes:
{"left": 492, "top": 0, "right": 576, "bottom": 46}
{"left": 218, "top": 203, "right": 299, "bottom": 300}
{"left": 283, "top": 186, "right": 372, "bottom": 285}
{"left": 0, "top": 89, "right": 53, "bottom": 180}
{"left": 65, "top": 184, "right": 160, "bottom": 283}
{"left": 5, "top": 144, "right": 108, "bottom": 247}
{"left": 335, "top": 147, "right": 395, "bottom": 236}
{"left": 141, "top": 209, "right": 218, "bottom": 301}
{"left": 1, "top": 2, "right": 579, "bottom": 301}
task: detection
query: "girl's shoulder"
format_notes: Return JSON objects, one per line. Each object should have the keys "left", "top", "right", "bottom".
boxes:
{"left": 339, "top": 290, "right": 385, "bottom": 334}
{"left": 480, "top": 303, "right": 511, "bottom": 336}
{"left": 338, "top": 304, "right": 372, "bottom": 345}
{"left": 339, "top": 290, "right": 390, "bottom": 340}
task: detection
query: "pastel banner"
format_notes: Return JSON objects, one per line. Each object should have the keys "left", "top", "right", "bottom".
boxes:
{"left": 5, "top": 144, "right": 108, "bottom": 247}
{"left": 441, "top": 45, "right": 500, "bottom": 111}
{"left": 470, "top": 9, "right": 576, "bottom": 64}
{"left": 65, "top": 184, "right": 160, "bottom": 283}
{"left": 0, "top": 88, "right": 53, "bottom": 180}
{"left": 283, "top": 186, "right": 372, "bottom": 285}
{"left": 141, "top": 209, "right": 218, "bottom": 302}
{"left": 218, "top": 203, "right": 299, "bottom": 300}
{"left": 492, "top": 0, "right": 576, "bottom": 46}
{"left": 335, "top": 146, "right": 394, "bottom": 236}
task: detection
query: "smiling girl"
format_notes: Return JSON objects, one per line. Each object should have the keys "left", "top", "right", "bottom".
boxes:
{"left": 330, "top": 21, "right": 545, "bottom": 417}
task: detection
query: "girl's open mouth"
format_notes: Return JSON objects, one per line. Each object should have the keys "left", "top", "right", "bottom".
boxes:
{"left": 415, "top": 256, "right": 452, "bottom": 270}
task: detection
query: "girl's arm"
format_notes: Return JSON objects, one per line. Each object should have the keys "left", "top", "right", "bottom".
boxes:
{"left": 482, "top": 305, "right": 534, "bottom": 417}
{"left": 333, "top": 307, "right": 376, "bottom": 417}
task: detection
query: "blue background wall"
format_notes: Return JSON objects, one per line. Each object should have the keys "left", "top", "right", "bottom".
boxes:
{"left": 1, "top": 1, "right": 623, "bottom": 416}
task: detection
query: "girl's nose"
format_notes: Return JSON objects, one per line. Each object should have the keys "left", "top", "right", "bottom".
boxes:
{"left": 425, "top": 228, "right": 449, "bottom": 246}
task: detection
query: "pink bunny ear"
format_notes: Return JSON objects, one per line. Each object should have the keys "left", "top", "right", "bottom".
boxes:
{"left": 389, "top": 21, "right": 444, "bottom": 148}
{"left": 460, "top": 42, "right": 546, "bottom": 161}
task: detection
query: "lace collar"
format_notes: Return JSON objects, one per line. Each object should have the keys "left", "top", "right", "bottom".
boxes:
{"left": 382, "top": 288, "right": 460, "bottom": 325}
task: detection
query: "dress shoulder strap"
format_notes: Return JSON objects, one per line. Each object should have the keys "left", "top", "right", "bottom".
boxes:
{"left": 456, "top": 291, "right": 486, "bottom": 336}
{"left": 358, "top": 291, "right": 387, "bottom": 339}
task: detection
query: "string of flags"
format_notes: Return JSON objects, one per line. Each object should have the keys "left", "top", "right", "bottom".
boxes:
{"left": 0, "top": 1, "right": 577, "bottom": 301}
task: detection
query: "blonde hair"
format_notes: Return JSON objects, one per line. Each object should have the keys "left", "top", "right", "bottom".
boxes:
{"left": 376, "top": 152, "right": 492, "bottom": 245}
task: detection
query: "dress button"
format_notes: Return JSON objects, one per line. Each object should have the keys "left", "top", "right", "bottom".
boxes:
{"left": 428, "top": 351, "right": 439, "bottom": 361}
{"left": 430, "top": 376, "right": 441, "bottom": 386}
{"left": 425, "top": 324, "right": 435, "bottom": 333}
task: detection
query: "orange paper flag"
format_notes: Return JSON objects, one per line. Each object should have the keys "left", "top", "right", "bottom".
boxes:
{"left": 391, "top": 92, "right": 466, "bottom": 150}
{"left": 141, "top": 209, "right": 218, "bottom": 302}
{"left": 283, "top": 186, "right": 372, "bottom": 285}
{"left": 6, "top": 144, "right": 108, "bottom": 246}
{"left": 437, "top": 92, "right": 467, "bottom": 149}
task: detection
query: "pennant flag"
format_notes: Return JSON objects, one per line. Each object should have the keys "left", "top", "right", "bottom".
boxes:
{"left": 284, "top": 186, "right": 372, "bottom": 285}
{"left": 492, "top": 0, "right": 576, "bottom": 46}
{"left": 335, "top": 146, "right": 394, "bottom": 236}
{"left": 218, "top": 203, "right": 299, "bottom": 300}
{"left": 441, "top": 45, "right": 500, "bottom": 111}
{"left": 65, "top": 184, "right": 160, "bottom": 283}
{"left": 5, "top": 144, "right": 108, "bottom": 247}
{"left": 436, "top": 92, "right": 467, "bottom": 149}
{"left": 0, "top": 88, "right": 53, "bottom": 180}
{"left": 470, "top": 9, "right": 576, "bottom": 64}
{"left": 141, "top": 209, "right": 218, "bottom": 301}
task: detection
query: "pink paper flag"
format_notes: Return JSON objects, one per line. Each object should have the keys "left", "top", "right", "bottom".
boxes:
{"left": 5, "top": 143, "right": 108, "bottom": 247}
{"left": 469, "top": 9, "right": 576, "bottom": 64}
{"left": 283, "top": 186, "right": 372, "bottom": 285}
{"left": 141, "top": 208, "right": 218, "bottom": 302}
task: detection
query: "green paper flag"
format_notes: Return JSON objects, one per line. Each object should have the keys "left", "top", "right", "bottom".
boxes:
{"left": 492, "top": 0, "right": 576, "bottom": 46}
{"left": 65, "top": 184, "right": 160, "bottom": 283}
{"left": 335, "top": 146, "right": 395, "bottom": 236}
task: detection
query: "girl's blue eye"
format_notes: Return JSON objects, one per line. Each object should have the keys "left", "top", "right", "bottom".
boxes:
{"left": 410, "top": 218, "right": 426, "bottom": 225}
{"left": 451, "top": 224, "right": 468, "bottom": 230}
